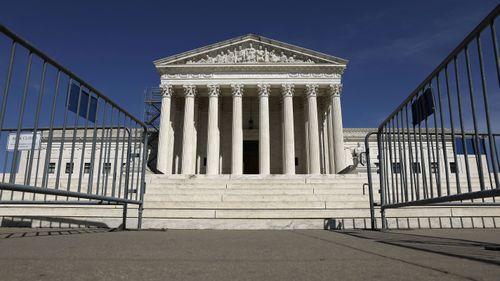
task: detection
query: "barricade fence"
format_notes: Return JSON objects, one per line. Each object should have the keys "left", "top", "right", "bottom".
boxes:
{"left": 366, "top": 5, "right": 500, "bottom": 229}
{"left": 0, "top": 24, "right": 148, "bottom": 229}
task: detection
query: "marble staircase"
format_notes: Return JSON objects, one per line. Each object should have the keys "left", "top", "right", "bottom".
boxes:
{"left": 141, "top": 174, "right": 374, "bottom": 229}
{"left": 1, "top": 174, "right": 499, "bottom": 229}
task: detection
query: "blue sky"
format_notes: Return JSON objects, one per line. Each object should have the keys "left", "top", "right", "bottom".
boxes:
{"left": 0, "top": 0, "right": 498, "bottom": 128}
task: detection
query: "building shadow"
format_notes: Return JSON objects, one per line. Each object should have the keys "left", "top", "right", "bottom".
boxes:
{"left": 335, "top": 230, "right": 500, "bottom": 266}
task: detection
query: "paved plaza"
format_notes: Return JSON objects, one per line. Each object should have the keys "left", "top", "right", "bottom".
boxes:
{"left": 0, "top": 228, "right": 499, "bottom": 280}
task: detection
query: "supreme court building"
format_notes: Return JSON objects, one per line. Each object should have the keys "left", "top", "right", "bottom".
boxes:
{"left": 154, "top": 34, "right": 348, "bottom": 176}
{"left": 4, "top": 33, "right": 499, "bottom": 230}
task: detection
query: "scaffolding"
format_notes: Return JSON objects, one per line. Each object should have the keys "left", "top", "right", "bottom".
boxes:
{"left": 143, "top": 87, "right": 162, "bottom": 172}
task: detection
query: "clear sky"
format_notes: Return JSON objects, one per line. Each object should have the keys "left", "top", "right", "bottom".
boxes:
{"left": 0, "top": 0, "right": 497, "bottom": 128}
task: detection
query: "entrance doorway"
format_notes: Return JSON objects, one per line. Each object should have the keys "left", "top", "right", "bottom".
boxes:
{"left": 243, "top": 140, "right": 259, "bottom": 174}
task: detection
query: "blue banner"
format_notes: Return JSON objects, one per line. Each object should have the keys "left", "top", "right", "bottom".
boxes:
{"left": 411, "top": 88, "right": 435, "bottom": 126}
{"left": 68, "top": 83, "right": 97, "bottom": 123}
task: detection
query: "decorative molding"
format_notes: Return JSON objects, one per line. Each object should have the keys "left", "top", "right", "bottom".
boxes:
{"left": 165, "top": 74, "right": 214, "bottom": 79}
{"left": 306, "top": 84, "right": 319, "bottom": 98}
{"left": 231, "top": 84, "right": 244, "bottom": 97}
{"left": 160, "top": 84, "right": 173, "bottom": 97}
{"left": 288, "top": 73, "right": 341, "bottom": 78}
{"left": 281, "top": 84, "right": 294, "bottom": 97}
{"left": 183, "top": 85, "right": 197, "bottom": 97}
{"left": 185, "top": 43, "right": 315, "bottom": 65}
{"left": 207, "top": 84, "right": 220, "bottom": 97}
{"left": 329, "top": 83, "right": 342, "bottom": 97}
{"left": 258, "top": 84, "right": 271, "bottom": 97}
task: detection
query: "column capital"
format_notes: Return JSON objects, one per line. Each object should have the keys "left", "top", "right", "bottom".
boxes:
{"left": 329, "top": 83, "right": 342, "bottom": 97}
{"left": 207, "top": 84, "right": 220, "bottom": 97}
{"left": 183, "top": 84, "right": 197, "bottom": 97}
{"left": 231, "top": 84, "right": 244, "bottom": 97}
{"left": 258, "top": 84, "right": 271, "bottom": 97}
{"left": 160, "top": 84, "right": 173, "bottom": 97}
{"left": 306, "top": 84, "right": 319, "bottom": 98}
{"left": 281, "top": 84, "right": 294, "bottom": 97}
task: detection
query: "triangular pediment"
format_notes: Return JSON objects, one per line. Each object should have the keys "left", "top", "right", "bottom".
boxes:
{"left": 154, "top": 34, "right": 348, "bottom": 67}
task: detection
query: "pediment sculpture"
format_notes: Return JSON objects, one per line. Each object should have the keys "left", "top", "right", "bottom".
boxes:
{"left": 185, "top": 43, "right": 315, "bottom": 64}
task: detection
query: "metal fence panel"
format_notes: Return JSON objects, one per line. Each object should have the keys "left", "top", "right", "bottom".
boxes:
{"left": 366, "top": 5, "right": 500, "bottom": 229}
{"left": 0, "top": 24, "right": 148, "bottom": 229}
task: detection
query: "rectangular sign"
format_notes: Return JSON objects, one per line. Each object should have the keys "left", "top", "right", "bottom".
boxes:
{"left": 6, "top": 132, "right": 41, "bottom": 151}
{"left": 412, "top": 88, "right": 435, "bottom": 126}
{"left": 68, "top": 83, "right": 97, "bottom": 123}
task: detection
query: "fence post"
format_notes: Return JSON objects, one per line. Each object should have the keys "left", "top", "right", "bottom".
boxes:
{"left": 121, "top": 203, "right": 128, "bottom": 230}
{"left": 137, "top": 130, "right": 148, "bottom": 229}
{"left": 377, "top": 131, "right": 387, "bottom": 229}
{"left": 365, "top": 132, "right": 377, "bottom": 230}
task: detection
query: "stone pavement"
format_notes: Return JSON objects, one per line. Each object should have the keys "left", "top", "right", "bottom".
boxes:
{"left": 0, "top": 228, "right": 499, "bottom": 281}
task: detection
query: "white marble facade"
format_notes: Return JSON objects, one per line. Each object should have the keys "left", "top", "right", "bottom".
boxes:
{"left": 154, "top": 34, "right": 348, "bottom": 175}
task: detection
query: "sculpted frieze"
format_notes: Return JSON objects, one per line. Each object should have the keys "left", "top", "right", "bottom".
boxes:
{"left": 185, "top": 43, "right": 316, "bottom": 65}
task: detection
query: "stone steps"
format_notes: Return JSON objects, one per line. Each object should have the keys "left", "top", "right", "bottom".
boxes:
{"left": 141, "top": 218, "right": 341, "bottom": 230}
{"left": 144, "top": 201, "right": 369, "bottom": 209}
{"left": 145, "top": 187, "right": 365, "bottom": 195}
{"left": 146, "top": 174, "right": 366, "bottom": 184}
{"left": 0, "top": 205, "right": 129, "bottom": 217}
{"left": 143, "top": 194, "right": 369, "bottom": 202}
{"left": 3, "top": 173, "right": 499, "bottom": 230}
{"left": 139, "top": 175, "right": 371, "bottom": 229}
{"left": 143, "top": 209, "right": 372, "bottom": 218}
{"left": 146, "top": 182, "right": 369, "bottom": 189}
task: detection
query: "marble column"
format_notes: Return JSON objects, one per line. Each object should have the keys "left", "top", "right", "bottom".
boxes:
{"left": 303, "top": 99, "right": 310, "bottom": 174}
{"left": 306, "top": 84, "right": 321, "bottom": 174}
{"left": 206, "top": 84, "right": 220, "bottom": 175}
{"left": 258, "top": 84, "right": 270, "bottom": 175}
{"left": 282, "top": 84, "right": 295, "bottom": 175}
{"left": 181, "top": 85, "right": 196, "bottom": 174}
{"left": 231, "top": 84, "right": 244, "bottom": 175}
{"left": 326, "top": 101, "right": 335, "bottom": 173}
{"left": 157, "top": 84, "right": 173, "bottom": 174}
{"left": 330, "top": 84, "right": 345, "bottom": 173}
{"left": 321, "top": 110, "right": 330, "bottom": 173}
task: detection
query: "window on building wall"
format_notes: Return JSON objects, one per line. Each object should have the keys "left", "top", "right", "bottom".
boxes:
{"left": 430, "top": 162, "right": 439, "bottom": 174}
{"left": 84, "top": 163, "right": 91, "bottom": 174}
{"left": 374, "top": 162, "right": 380, "bottom": 174}
{"left": 412, "top": 162, "right": 421, "bottom": 174}
{"left": 65, "top": 162, "right": 74, "bottom": 174}
{"left": 392, "top": 162, "right": 401, "bottom": 174}
{"left": 103, "top": 163, "right": 111, "bottom": 174}
{"left": 455, "top": 137, "right": 486, "bottom": 155}
{"left": 48, "top": 163, "right": 56, "bottom": 174}
{"left": 449, "top": 162, "right": 457, "bottom": 174}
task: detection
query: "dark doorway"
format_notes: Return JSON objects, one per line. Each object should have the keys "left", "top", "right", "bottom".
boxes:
{"left": 243, "top": 141, "right": 259, "bottom": 174}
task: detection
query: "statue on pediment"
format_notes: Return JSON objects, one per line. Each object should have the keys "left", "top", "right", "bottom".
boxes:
{"left": 185, "top": 44, "right": 316, "bottom": 64}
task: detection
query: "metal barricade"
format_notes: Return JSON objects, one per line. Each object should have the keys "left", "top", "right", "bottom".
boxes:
{"left": 0, "top": 24, "right": 148, "bottom": 229}
{"left": 366, "top": 5, "right": 500, "bottom": 229}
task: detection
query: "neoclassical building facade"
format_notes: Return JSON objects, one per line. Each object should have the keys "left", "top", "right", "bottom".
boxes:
{"left": 154, "top": 34, "right": 348, "bottom": 176}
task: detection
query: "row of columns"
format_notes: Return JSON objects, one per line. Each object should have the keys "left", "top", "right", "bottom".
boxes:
{"left": 157, "top": 83, "right": 344, "bottom": 175}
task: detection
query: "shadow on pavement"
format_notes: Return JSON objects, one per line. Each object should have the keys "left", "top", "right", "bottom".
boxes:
{"left": 0, "top": 227, "right": 114, "bottom": 239}
{"left": 1, "top": 216, "right": 110, "bottom": 228}
{"left": 336, "top": 230, "right": 500, "bottom": 266}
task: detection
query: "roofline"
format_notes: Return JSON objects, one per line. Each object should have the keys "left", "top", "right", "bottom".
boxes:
{"left": 153, "top": 33, "right": 349, "bottom": 66}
